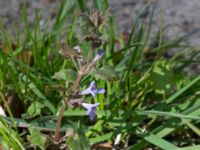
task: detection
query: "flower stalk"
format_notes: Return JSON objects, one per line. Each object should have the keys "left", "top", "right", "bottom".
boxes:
{"left": 54, "top": 47, "right": 95, "bottom": 143}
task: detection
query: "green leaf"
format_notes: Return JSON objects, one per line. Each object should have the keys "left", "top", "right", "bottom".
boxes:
{"left": 90, "top": 133, "right": 113, "bottom": 144}
{"left": 137, "top": 110, "right": 200, "bottom": 120}
{"left": 166, "top": 75, "right": 200, "bottom": 104}
{"left": 149, "top": 60, "right": 175, "bottom": 94}
{"left": 93, "top": 0, "right": 108, "bottom": 12}
{"left": 52, "top": 69, "right": 77, "bottom": 83}
{"left": 27, "top": 127, "right": 47, "bottom": 150}
{"left": 172, "top": 145, "right": 200, "bottom": 150}
{"left": 134, "top": 128, "right": 178, "bottom": 150}
{"left": 52, "top": 0, "right": 75, "bottom": 35}
{"left": 2, "top": 116, "right": 71, "bottom": 132}
{"left": 21, "top": 74, "right": 55, "bottom": 114}
{"left": 66, "top": 129, "right": 90, "bottom": 150}
{"left": 27, "top": 101, "right": 44, "bottom": 118}
{"left": 76, "top": 0, "right": 85, "bottom": 12}
{"left": 90, "top": 66, "right": 117, "bottom": 80}
{"left": 0, "top": 117, "right": 25, "bottom": 150}
{"left": 183, "top": 119, "right": 200, "bottom": 136}
{"left": 63, "top": 108, "right": 87, "bottom": 116}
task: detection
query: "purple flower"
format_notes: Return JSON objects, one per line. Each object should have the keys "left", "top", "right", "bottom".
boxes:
{"left": 82, "top": 102, "right": 99, "bottom": 121}
{"left": 81, "top": 81, "right": 105, "bottom": 97}
{"left": 93, "top": 49, "right": 105, "bottom": 62}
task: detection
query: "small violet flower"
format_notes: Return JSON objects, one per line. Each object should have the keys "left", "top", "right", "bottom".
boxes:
{"left": 93, "top": 49, "right": 105, "bottom": 63}
{"left": 82, "top": 102, "right": 99, "bottom": 121}
{"left": 81, "top": 81, "right": 105, "bottom": 97}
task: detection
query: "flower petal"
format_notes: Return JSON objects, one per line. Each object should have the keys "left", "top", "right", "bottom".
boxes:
{"left": 88, "top": 111, "right": 96, "bottom": 121}
{"left": 97, "top": 88, "right": 105, "bottom": 94}
{"left": 82, "top": 102, "right": 99, "bottom": 110}
{"left": 93, "top": 49, "right": 105, "bottom": 62}
{"left": 90, "top": 91, "right": 96, "bottom": 97}
{"left": 81, "top": 103, "right": 93, "bottom": 109}
{"left": 81, "top": 88, "right": 91, "bottom": 95}
{"left": 81, "top": 81, "right": 105, "bottom": 97}
{"left": 89, "top": 81, "right": 96, "bottom": 90}
{"left": 93, "top": 103, "right": 100, "bottom": 107}
{"left": 82, "top": 103, "right": 99, "bottom": 121}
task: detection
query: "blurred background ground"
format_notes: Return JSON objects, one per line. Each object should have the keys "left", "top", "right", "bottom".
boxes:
{"left": 1, "top": 0, "right": 200, "bottom": 46}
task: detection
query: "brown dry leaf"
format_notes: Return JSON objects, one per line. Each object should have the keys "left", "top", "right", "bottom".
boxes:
{"left": 0, "top": 41, "right": 33, "bottom": 66}
{"left": 59, "top": 43, "right": 82, "bottom": 59}
{"left": 0, "top": 145, "right": 3, "bottom": 150}
{"left": 17, "top": 50, "right": 33, "bottom": 65}
{"left": 7, "top": 93, "right": 24, "bottom": 118}
{"left": 92, "top": 142, "right": 113, "bottom": 150}
{"left": 0, "top": 42, "right": 17, "bottom": 53}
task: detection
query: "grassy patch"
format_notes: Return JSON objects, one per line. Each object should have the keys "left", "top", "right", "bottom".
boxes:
{"left": 0, "top": 0, "right": 200, "bottom": 149}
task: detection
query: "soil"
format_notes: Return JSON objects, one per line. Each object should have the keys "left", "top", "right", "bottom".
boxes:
{"left": 1, "top": 0, "right": 200, "bottom": 45}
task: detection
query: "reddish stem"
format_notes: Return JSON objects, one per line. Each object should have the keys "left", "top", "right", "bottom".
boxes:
{"left": 54, "top": 47, "right": 95, "bottom": 144}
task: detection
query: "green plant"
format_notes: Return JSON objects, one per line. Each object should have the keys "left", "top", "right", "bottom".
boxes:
{"left": 0, "top": 0, "right": 200, "bottom": 149}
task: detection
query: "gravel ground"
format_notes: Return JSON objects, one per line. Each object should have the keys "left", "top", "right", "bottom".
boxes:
{"left": 1, "top": 0, "right": 200, "bottom": 46}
